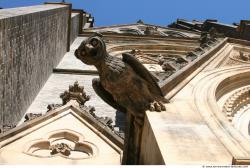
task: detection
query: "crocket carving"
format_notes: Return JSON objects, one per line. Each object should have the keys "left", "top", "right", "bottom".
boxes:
{"left": 74, "top": 33, "right": 168, "bottom": 125}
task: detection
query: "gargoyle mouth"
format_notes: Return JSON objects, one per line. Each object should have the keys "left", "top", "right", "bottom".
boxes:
{"left": 85, "top": 42, "right": 98, "bottom": 56}
{"left": 74, "top": 49, "right": 81, "bottom": 59}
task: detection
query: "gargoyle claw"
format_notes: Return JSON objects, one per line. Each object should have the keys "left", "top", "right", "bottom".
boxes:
{"left": 149, "top": 101, "right": 166, "bottom": 112}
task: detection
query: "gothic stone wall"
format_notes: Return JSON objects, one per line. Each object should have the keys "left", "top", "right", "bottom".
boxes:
{"left": 70, "top": 13, "right": 80, "bottom": 45}
{"left": 0, "top": 5, "right": 69, "bottom": 127}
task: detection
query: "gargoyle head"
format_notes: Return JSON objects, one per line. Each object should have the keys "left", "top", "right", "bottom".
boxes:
{"left": 74, "top": 33, "right": 107, "bottom": 65}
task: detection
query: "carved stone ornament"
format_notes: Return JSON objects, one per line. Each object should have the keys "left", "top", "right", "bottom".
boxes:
{"left": 74, "top": 33, "right": 168, "bottom": 126}
{"left": 49, "top": 143, "right": 71, "bottom": 156}
{"left": 222, "top": 86, "right": 250, "bottom": 121}
{"left": 45, "top": 81, "right": 121, "bottom": 138}
{"left": 47, "top": 104, "right": 62, "bottom": 112}
{"left": 74, "top": 33, "right": 169, "bottom": 164}
{"left": 24, "top": 130, "right": 98, "bottom": 159}
{"left": 239, "top": 51, "right": 250, "bottom": 62}
{"left": 129, "top": 49, "right": 159, "bottom": 64}
{"left": 60, "top": 81, "right": 90, "bottom": 105}
{"left": 225, "top": 51, "right": 250, "bottom": 66}
{"left": 46, "top": 81, "right": 91, "bottom": 113}
{"left": 24, "top": 113, "right": 42, "bottom": 122}
{"left": 199, "top": 29, "right": 219, "bottom": 48}
{"left": 98, "top": 116, "right": 114, "bottom": 130}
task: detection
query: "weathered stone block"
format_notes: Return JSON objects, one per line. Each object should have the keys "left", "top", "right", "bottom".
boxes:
{"left": 70, "top": 13, "right": 80, "bottom": 45}
{"left": 0, "top": 5, "right": 69, "bottom": 127}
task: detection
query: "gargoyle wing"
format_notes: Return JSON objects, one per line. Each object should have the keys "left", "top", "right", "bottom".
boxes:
{"left": 92, "top": 78, "right": 127, "bottom": 113}
{"left": 122, "top": 53, "right": 164, "bottom": 97}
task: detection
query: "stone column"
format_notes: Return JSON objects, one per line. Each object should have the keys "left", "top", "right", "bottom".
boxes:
{"left": 122, "top": 112, "right": 143, "bottom": 165}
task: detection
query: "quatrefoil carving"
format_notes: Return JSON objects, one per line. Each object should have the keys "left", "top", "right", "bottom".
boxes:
{"left": 23, "top": 129, "right": 98, "bottom": 159}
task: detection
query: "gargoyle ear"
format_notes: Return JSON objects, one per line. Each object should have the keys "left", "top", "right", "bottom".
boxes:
{"left": 93, "top": 32, "right": 103, "bottom": 38}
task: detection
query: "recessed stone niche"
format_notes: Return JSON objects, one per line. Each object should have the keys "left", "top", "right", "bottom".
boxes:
{"left": 24, "top": 129, "right": 98, "bottom": 159}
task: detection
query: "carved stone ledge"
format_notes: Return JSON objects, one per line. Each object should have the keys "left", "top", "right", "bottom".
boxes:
{"left": 186, "top": 38, "right": 220, "bottom": 62}
{"left": 232, "top": 157, "right": 250, "bottom": 165}
{"left": 163, "top": 30, "right": 188, "bottom": 38}
{"left": 186, "top": 52, "right": 198, "bottom": 61}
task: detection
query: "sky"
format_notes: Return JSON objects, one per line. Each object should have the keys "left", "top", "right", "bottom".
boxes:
{"left": 0, "top": 0, "right": 249, "bottom": 27}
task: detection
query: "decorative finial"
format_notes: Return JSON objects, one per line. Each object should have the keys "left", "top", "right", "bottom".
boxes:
{"left": 60, "top": 81, "right": 90, "bottom": 105}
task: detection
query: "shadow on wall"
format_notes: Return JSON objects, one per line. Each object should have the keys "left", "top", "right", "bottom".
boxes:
{"left": 115, "top": 111, "right": 126, "bottom": 133}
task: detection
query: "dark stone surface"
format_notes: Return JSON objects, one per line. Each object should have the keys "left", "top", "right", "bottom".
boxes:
{"left": 0, "top": 5, "right": 69, "bottom": 127}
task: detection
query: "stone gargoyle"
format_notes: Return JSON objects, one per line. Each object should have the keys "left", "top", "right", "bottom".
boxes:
{"left": 74, "top": 33, "right": 168, "bottom": 125}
